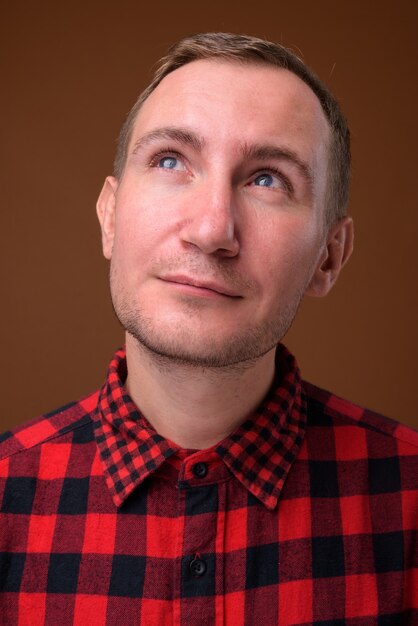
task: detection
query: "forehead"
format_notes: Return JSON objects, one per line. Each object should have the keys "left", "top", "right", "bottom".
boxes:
{"left": 131, "top": 59, "right": 330, "bottom": 169}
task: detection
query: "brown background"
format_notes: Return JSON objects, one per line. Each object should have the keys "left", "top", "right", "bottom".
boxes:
{"left": 1, "top": 0, "right": 417, "bottom": 432}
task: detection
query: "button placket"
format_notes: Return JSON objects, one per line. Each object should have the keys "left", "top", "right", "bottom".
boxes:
{"left": 180, "top": 456, "right": 219, "bottom": 607}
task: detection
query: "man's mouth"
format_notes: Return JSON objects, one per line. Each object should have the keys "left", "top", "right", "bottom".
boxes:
{"left": 159, "top": 274, "right": 242, "bottom": 298}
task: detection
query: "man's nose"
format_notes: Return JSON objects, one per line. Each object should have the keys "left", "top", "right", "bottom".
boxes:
{"left": 179, "top": 179, "right": 240, "bottom": 257}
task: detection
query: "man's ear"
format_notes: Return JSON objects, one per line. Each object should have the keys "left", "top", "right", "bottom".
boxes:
{"left": 306, "top": 216, "right": 354, "bottom": 297}
{"left": 96, "top": 176, "right": 118, "bottom": 260}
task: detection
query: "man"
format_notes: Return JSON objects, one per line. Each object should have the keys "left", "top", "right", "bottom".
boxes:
{"left": 0, "top": 32, "right": 417, "bottom": 625}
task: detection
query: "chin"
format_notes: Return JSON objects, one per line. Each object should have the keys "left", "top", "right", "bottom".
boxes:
{"left": 122, "top": 311, "right": 293, "bottom": 369}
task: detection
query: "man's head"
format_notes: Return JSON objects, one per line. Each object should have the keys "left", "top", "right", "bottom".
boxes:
{"left": 114, "top": 32, "right": 351, "bottom": 226}
{"left": 97, "top": 33, "right": 353, "bottom": 368}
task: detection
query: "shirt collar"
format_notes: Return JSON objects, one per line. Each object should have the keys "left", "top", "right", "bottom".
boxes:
{"left": 94, "top": 345, "right": 307, "bottom": 510}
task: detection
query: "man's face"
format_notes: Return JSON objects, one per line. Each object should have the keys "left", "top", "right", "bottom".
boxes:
{"left": 98, "top": 59, "right": 340, "bottom": 367}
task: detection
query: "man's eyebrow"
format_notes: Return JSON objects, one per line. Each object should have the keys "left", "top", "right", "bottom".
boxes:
{"left": 132, "top": 127, "right": 205, "bottom": 154}
{"left": 241, "top": 143, "right": 314, "bottom": 187}
{"left": 131, "top": 128, "right": 314, "bottom": 186}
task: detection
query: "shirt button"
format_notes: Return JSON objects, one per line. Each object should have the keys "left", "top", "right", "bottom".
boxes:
{"left": 192, "top": 462, "right": 208, "bottom": 478}
{"left": 190, "top": 557, "right": 207, "bottom": 577}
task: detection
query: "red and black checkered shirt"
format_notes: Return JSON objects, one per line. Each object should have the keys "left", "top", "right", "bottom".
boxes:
{"left": 1, "top": 345, "right": 417, "bottom": 625}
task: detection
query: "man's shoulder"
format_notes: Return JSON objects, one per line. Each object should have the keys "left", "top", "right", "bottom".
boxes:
{"left": 303, "top": 380, "right": 418, "bottom": 451}
{"left": 0, "top": 390, "right": 100, "bottom": 462}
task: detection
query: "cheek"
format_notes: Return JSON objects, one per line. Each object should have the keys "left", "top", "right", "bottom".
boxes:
{"left": 114, "top": 182, "right": 184, "bottom": 251}
{"left": 249, "top": 214, "right": 322, "bottom": 282}
{"left": 112, "top": 199, "right": 156, "bottom": 260}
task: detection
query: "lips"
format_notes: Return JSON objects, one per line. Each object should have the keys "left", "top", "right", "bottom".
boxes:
{"left": 159, "top": 274, "right": 241, "bottom": 298}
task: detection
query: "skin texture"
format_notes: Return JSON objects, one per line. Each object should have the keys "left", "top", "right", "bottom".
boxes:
{"left": 97, "top": 59, "right": 353, "bottom": 448}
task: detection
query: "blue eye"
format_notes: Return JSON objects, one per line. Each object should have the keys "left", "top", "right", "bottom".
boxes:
{"left": 254, "top": 173, "right": 275, "bottom": 187}
{"left": 252, "top": 171, "right": 291, "bottom": 192}
{"left": 158, "top": 156, "right": 179, "bottom": 169}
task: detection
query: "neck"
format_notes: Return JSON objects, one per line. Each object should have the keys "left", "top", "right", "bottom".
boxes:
{"left": 124, "top": 334, "right": 277, "bottom": 449}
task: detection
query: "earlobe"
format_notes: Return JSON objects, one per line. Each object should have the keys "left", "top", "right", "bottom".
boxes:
{"left": 96, "top": 176, "right": 118, "bottom": 260}
{"left": 306, "top": 216, "right": 354, "bottom": 298}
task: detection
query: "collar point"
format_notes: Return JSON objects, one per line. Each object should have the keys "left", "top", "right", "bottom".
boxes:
{"left": 112, "top": 492, "right": 126, "bottom": 508}
{"left": 262, "top": 495, "right": 279, "bottom": 511}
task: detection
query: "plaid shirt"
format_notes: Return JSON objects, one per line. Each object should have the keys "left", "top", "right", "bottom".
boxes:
{"left": 1, "top": 345, "right": 417, "bottom": 625}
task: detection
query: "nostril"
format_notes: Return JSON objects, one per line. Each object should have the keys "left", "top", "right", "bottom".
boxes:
{"left": 179, "top": 213, "right": 239, "bottom": 257}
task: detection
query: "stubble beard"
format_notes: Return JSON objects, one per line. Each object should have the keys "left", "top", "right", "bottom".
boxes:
{"left": 109, "top": 264, "right": 307, "bottom": 370}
